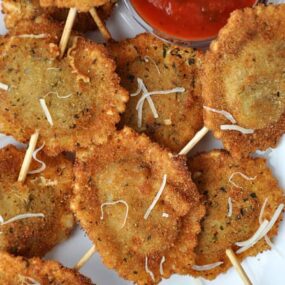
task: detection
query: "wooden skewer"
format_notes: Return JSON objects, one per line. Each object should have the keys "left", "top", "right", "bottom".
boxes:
{"left": 89, "top": 7, "right": 112, "bottom": 41}
{"left": 59, "top": 7, "right": 77, "bottom": 57}
{"left": 74, "top": 245, "right": 96, "bottom": 270}
{"left": 18, "top": 130, "right": 40, "bottom": 183}
{"left": 179, "top": 126, "right": 209, "bottom": 155}
{"left": 68, "top": 6, "right": 110, "bottom": 272}
{"left": 180, "top": 128, "right": 253, "bottom": 285}
{"left": 226, "top": 249, "right": 253, "bottom": 285}
{"left": 75, "top": 126, "right": 210, "bottom": 269}
{"left": 19, "top": 9, "right": 75, "bottom": 182}
{"left": 73, "top": 126, "right": 255, "bottom": 285}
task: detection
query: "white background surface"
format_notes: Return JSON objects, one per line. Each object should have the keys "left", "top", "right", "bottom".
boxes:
{"left": 0, "top": 1, "right": 285, "bottom": 285}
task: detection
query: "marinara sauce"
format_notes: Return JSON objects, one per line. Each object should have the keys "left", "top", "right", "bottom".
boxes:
{"left": 131, "top": 0, "right": 257, "bottom": 40}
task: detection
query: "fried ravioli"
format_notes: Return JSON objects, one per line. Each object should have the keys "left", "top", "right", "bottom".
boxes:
{"left": 0, "top": 20, "right": 128, "bottom": 156}
{"left": 2, "top": 0, "right": 117, "bottom": 32}
{"left": 108, "top": 33, "right": 203, "bottom": 153}
{"left": 187, "top": 150, "right": 284, "bottom": 279}
{"left": 0, "top": 251, "right": 93, "bottom": 284}
{"left": 72, "top": 127, "right": 204, "bottom": 284}
{"left": 202, "top": 5, "right": 285, "bottom": 158}
{"left": 0, "top": 145, "right": 75, "bottom": 257}
{"left": 40, "top": 0, "right": 110, "bottom": 12}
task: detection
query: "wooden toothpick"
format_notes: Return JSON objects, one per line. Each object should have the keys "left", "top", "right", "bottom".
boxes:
{"left": 18, "top": 130, "right": 40, "bottom": 183}
{"left": 59, "top": 7, "right": 77, "bottom": 57}
{"left": 89, "top": 7, "right": 112, "bottom": 41}
{"left": 74, "top": 245, "right": 96, "bottom": 270}
{"left": 180, "top": 127, "right": 254, "bottom": 285}
{"left": 226, "top": 249, "right": 253, "bottom": 285}
{"left": 74, "top": 126, "right": 209, "bottom": 269}
{"left": 179, "top": 126, "right": 209, "bottom": 155}
{"left": 67, "top": 6, "right": 112, "bottom": 272}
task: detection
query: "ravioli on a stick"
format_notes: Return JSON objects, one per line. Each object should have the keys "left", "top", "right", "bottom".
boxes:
{"left": 0, "top": 20, "right": 128, "bottom": 155}
{"left": 72, "top": 127, "right": 205, "bottom": 284}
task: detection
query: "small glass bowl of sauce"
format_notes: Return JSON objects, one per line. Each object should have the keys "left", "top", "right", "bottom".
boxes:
{"left": 124, "top": 0, "right": 264, "bottom": 48}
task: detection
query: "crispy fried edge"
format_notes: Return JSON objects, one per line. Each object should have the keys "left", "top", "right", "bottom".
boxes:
{"left": 0, "top": 251, "right": 93, "bottom": 284}
{"left": 0, "top": 19, "right": 129, "bottom": 156}
{"left": 107, "top": 32, "right": 204, "bottom": 153}
{"left": 202, "top": 5, "right": 285, "bottom": 158}
{"left": 0, "top": 145, "right": 75, "bottom": 257}
{"left": 72, "top": 127, "right": 204, "bottom": 285}
{"left": 39, "top": 0, "right": 110, "bottom": 12}
{"left": 187, "top": 149, "right": 285, "bottom": 279}
{"left": 2, "top": 0, "right": 117, "bottom": 32}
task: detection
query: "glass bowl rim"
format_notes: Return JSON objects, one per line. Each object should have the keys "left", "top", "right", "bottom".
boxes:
{"left": 123, "top": 0, "right": 267, "bottom": 48}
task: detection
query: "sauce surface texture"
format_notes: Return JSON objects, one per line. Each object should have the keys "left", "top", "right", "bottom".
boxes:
{"left": 131, "top": 0, "right": 257, "bottom": 40}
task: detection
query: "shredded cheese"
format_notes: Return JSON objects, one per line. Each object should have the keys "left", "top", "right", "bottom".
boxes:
{"left": 220, "top": 124, "right": 254, "bottom": 134}
{"left": 143, "top": 56, "right": 161, "bottom": 75}
{"left": 28, "top": 143, "right": 46, "bottom": 175}
{"left": 236, "top": 203, "right": 284, "bottom": 254}
{"left": 45, "top": 91, "right": 72, "bottom": 99}
{"left": 259, "top": 198, "right": 269, "bottom": 224}
{"left": 236, "top": 220, "right": 269, "bottom": 248}
{"left": 144, "top": 174, "right": 167, "bottom": 220}
{"left": 0, "top": 82, "right": 9, "bottom": 91}
{"left": 227, "top": 197, "right": 233, "bottom": 217}
{"left": 140, "top": 81, "right": 159, "bottom": 119}
{"left": 132, "top": 78, "right": 185, "bottom": 128}
{"left": 131, "top": 78, "right": 143, "bottom": 97}
{"left": 145, "top": 256, "right": 155, "bottom": 282}
{"left": 263, "top": 235, "right": 283, "bottom": 257}
{"left": 203, "top": 106, "right": 236, "bottom": 124}
{"left": 30, "top": 176, "right": 57, "bottom": 187}
{"left": 0, "top": 213, "right": 45, "bottom": 226}
{"left": 159, "top": 256, "right": 166, "bottom": 275}
{"left": 39, "top": 98, "right": 53, "bottom": 126}
{"left": 132, "top": 78, "right": 158, "bottom": 128}
{"left": 137, "top": 97, "right": 144, "bottom": 128}
{"left": 18, "top": 275, "right": 40, "bottom": 285}
{"left": 259, "top": 198, "right": 283, "bottom": 256}
{"left": 162, "top": 212, "right": 169, "bottom": 218}
{"left": 137, "top": 85, "right": 184, "bottom": 128}
{"left": 100, "top": 200, "right": 129, "bottom": 229}
{"left": 136, "top": 87, "right": 185, "bottom": 111}
{"left": 264, "top": 235, "right": 275, "bottom": 249}
{"left": 192, "top": 262, "right": 223, "bottom": 271}
{"left": 47, "top": 67, "right": 60, "bottom": 71}
{"left": 263, "top": 203, "right": 284, "bottom": 253}
{"left": 235, "top": 220, "right": 269, "bottom": 253}
{"left": 39, "top": 177, "right": 58, "bottom": 187}
{"left": 164, "top": 119, "right": 172, "bottom": 126}
{"left": 228, "top": 172, "right": 257, "bottom": 189}
{"left": 15, "top": 34, "right": 48, "bottom": 39}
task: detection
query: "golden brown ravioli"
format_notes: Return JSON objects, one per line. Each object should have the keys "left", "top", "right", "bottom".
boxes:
{"left": 187, "top": 150, "right": 284, "bottom": 279}
{"left": 72, "top": 127, "right": 204, "bottom": 285}
{"left": 202, "top": 5, "right": 285, "bottom": 157}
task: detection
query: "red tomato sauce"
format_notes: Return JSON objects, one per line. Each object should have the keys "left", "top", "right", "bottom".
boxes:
{"left": 131, "top": 0, "right": 257, "bottom": 40}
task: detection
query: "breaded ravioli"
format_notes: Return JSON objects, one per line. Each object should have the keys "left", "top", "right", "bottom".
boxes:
{"left": 0, "top": 145, "right": 75, "bottom": 257}
{"left": 187, "top": 150, "right": 284, "bottom": 279}
{"left": 202, "top": 5, "right": 285, "bottom": 158}
{"left": 0, "top": 20, "right": 128, "bottom": 156}
{"left": 72, "top": 127, "right": 204, "bottom": 284}
{"left": 40, "top": 0, "right": 110, "bottom": 12}
{"left": 108, "top": 33, "right": 203, "bottom": 153}
{"left": 0, "top": 251, "right": 93, "bottom": 284}
{"left": 2, "top": 0, "right": 117, "bottom": 32}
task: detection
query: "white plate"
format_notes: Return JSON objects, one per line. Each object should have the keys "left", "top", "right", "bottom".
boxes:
{"left": 0, "top": 2, "right": 285, "bottom": 285}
